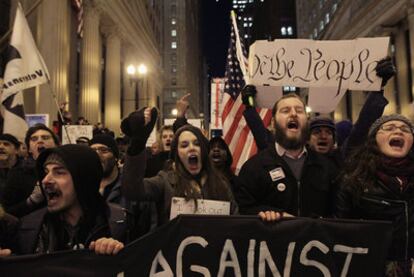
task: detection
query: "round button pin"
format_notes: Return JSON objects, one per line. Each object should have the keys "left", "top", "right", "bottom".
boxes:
{"left": 277, "top": 183, "right": 286, "bottom": 192}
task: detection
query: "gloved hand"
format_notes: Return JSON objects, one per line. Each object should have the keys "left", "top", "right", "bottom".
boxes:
{"left": 120, "top": 107, "right": 158, "bottom": 155}
{"left": 375, "top": 57, "right": 396, "bottom": 88}
{"left": 26, "top": 183, "right": 45, "bottom": 207}
{"left": 241, "top": 85, "right": 257, "bottom": 107}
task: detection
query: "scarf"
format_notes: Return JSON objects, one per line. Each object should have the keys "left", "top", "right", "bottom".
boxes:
{"left": 376, "top": 156, "right": 414, "bottom": 192}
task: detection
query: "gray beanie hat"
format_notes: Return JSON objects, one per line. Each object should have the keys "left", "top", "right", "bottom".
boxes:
{"left": 368, "top": 114, "right": 414, "bottom": 137}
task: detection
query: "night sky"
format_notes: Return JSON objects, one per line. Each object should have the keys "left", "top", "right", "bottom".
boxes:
{"left": 201, "top": 0, "right": 232, "bottom": 78}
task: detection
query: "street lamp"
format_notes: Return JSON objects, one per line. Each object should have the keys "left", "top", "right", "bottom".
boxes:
{"left": 127, "top": 63, "right": 147, "bottom": 110}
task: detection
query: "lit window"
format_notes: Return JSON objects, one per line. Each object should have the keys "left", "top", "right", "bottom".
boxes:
{"left": 233, "top": 5, "right": 238, "bottom": 8}
{"left": 243, "top": 23, "right": 248, "bottom": 27}
{"left": 287, "top": 26, "right": 293, "bottom": 35}
{"left": 171, "top": 18, "right": 176, "bottom": 25}
{"left": 244, "top": 34, "right": 248, "bottom": 38}
{"left": 319, "top": 20, "right": 324, "bottom": 31}
{"left": 249, "top": 23, "right": 253, "bottom": 27}
{"left": 171, "top": 65, "right": 177, "bottom": 73}
{"left": 172, "top": 91, "right": 177, "bottom": 98}
{"left": 171, "top": 41, "right": 177, "bottom": 49}
{"left": 171, "top": 29, "right": 177, "bottom": 37}
{"left": 281, "top": 27, "right": 287, "bottom": 36}
{"left": 325, "top": 13, "right": 330, "bottom": 24}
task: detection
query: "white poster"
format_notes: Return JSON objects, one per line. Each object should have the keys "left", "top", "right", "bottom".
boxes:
{"left": 249, "top": 37, "right": 389, "bottom": 92}
{"left": 210, "top": 78, "right": 225, "bottom": 130}
{"left": 170, "top": 197, "right": 230, "bottom": 220}
{"left": 61, "top": 125, "right": 93, "bottom": 145}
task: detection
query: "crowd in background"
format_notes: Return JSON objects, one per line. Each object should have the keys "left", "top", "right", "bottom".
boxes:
{"left": 0, "top": 57, "right": 413, "bottom": 276}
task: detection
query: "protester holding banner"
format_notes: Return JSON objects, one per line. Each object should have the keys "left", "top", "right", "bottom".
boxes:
{"left": 336, "top": 114, "right": 414, "bottom": 276}
{"left": 236, "top": 93, "right": 338, "bottom": 219}
{"left": 1, "top": 124, "right": 59, "bottom": 217}
{"left": 12, "top": 144, "right": 126, "bottom": 255}
{"left": 121, "top": 107, "right": 237, "bottom": 227}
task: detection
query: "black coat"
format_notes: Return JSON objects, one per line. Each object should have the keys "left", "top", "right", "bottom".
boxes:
{"left": 235, "top": 145, "right": 338, "bottom": 217}
{"left": 336, "top": 179, "right": 414, "bottom": 261}
{"left": 15, "top": 203, "right": 127, "bottom": 254}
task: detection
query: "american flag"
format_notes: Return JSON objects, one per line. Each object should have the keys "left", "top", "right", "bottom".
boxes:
{"left": 221, "top": 12, "right": 272, "bottom": 174}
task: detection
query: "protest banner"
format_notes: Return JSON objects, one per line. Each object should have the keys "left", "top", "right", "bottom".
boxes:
{"left": 249, "top": 38, "right": 390, "bottom": 111}
{"left": 0, "top": 216, "right": 392, "bottom": 277}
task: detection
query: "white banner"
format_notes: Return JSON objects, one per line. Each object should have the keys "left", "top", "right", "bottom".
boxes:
{"left": 249, "top": 38, "right": 390, "bottom": 94}
{"left": 210, "top": 78, "right": 224, "bottom": 130}
{"left": 1, "top": 3, "right": 50, "bottom": 101}
{"left": 61, "top": 125, "right": 93, "bottom": 145}
{"left": 170, "top": 197, "right": 230, "bottom": 220}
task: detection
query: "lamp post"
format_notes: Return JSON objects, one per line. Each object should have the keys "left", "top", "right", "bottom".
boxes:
{"left": 127, "top": 63, "right": 147, "bottom": 110}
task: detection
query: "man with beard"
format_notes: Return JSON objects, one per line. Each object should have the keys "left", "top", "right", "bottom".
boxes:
{"left": 5, "top": 144, "right": 126, "bottom": 255}
{"left": 1, "top": 124, "right": 59, "bottom": 217}
{"left": 235, "top": 93, "right": 338, "bottom": 220}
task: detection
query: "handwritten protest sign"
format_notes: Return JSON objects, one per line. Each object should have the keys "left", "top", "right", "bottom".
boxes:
{"left": 249, "top": 37, "right": 389, "bottom": 93}
{"left": 170, "top": 197, "right": 230, "bottom": 220}
{"left": 61, "top": 125, "right": 93, "bottom": 145}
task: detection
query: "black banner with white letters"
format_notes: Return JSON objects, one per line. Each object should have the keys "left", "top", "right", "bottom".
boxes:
{"left": 0, "top": 216, "right": 392, "bottom": 277}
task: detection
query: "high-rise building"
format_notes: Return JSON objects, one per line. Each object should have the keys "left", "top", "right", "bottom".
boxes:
{"left": 296, "top": 0, "right": 414, "bottom": 121}
{"left": 162, "top": 0, "right": 204, "bottom": 122}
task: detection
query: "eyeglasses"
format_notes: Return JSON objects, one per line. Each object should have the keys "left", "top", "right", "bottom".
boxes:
{"left": 380, "top": 124, "right": 412, "bottom": 134}
{"left": 30, "top": 135, "right": 52, "bottom": 142}
{"left": 91, "top": 146, "right": 111, "bottom": 154}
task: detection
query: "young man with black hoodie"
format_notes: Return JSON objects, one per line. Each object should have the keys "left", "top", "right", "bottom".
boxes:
{"left": 10, "top": 144, "right": 126, "bottom": 255}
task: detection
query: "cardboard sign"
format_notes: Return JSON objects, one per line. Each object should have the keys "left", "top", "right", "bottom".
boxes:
{"left": 249, "top": 38, "right": 389, "bottom": 94}
{"left": 61, "top": 125, "right": 93, "bottom": 145}
{"left": 170, "top": 197, "right": 230, "bottom": 220}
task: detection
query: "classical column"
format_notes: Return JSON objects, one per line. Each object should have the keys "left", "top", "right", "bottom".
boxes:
{"left": 395, "top": 27, "right": 411, "bottom": 115}
{"left": 408, "top": 7, "right": 414, "bottom": 100}
{"left": 36, "top": 0, "right": 70, "bottom": 126}
{"left": 79, "top": 5, "right": 101, "bottom": 124}
{"left": 104, "top": 31, "right": 121, "bottom": 135}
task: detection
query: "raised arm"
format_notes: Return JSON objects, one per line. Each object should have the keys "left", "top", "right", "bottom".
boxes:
{"left": 342, "top": 57, "right": 396, "bottom": 156}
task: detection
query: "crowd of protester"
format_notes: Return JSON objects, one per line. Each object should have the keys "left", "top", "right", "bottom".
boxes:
{"left": 0, "top": 57, "right": 413, "bottom": 276}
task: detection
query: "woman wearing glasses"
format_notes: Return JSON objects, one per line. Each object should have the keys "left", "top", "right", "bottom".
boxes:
{"left": 336, "top": 114, "right": 414, "bottom": 276}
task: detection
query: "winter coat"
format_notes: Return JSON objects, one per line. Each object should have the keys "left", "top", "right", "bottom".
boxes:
{"left": 16, "top": 203, "right": 127, "bottom": 254}
{"left": 336, "top": 179, "right": 414, "bottom": 261}
{"left": 236, "top": 144, "right": 338, "bottom": 217}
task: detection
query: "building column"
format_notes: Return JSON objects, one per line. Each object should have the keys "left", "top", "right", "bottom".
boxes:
{"left": 104, "top": 31, "right": 121, "bottom": 135}
{"left": 79, "top": 4, "right": 101, "bottom": 124}
{"left": 36, "top": 0, "right": 70, "bottom": 126}
{"left": 395, "top": 27, "right": 411, "bottom": 115}
{"left": 407, "top": 7, "right": 414, "bottom": 100}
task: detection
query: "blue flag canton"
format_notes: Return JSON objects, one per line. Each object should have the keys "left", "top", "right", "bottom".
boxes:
{"left": 224, "top": 23, "right": 248, "bottom": 100}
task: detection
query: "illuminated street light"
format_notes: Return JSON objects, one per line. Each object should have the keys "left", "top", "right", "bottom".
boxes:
{"left": 138, "top": 64, "right": 148, "bottom": 75}
{"left": 171, "top": 108, "right": 178, "bottom": 116}
{"left": 127, "top": 63, "right": 147, "bottom": 110}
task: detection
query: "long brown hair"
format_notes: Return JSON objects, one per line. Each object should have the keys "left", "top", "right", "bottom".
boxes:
{"left": 170, "top": 125, "right": 233, "bottom": 203}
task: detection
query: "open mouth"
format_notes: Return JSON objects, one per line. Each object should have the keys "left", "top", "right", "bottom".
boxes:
{"left": 0, "top": 150, "right": 7, "bottom": 155}
{"left": 317, "top": 141, "right": 328, "bottom": 147}
{"left": 211, "top": 152, "right": 222, "bottom": 162}
{"left": 389, "top": 138, "right": 404, "bottom": 148}
{"left": 38, "top": 146, "right": 46, "bottom": 153}
{"left": 44, "top": 188, "right": 61, "bottom": 202}
{"left": 188, "top": 154, "right": 199, "bottom": 165}
{"left": 287, "top": 120, "right": 299, "bottom": 130}
{"left": 166, "top": 142, "right": 171, "bottom": 147}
